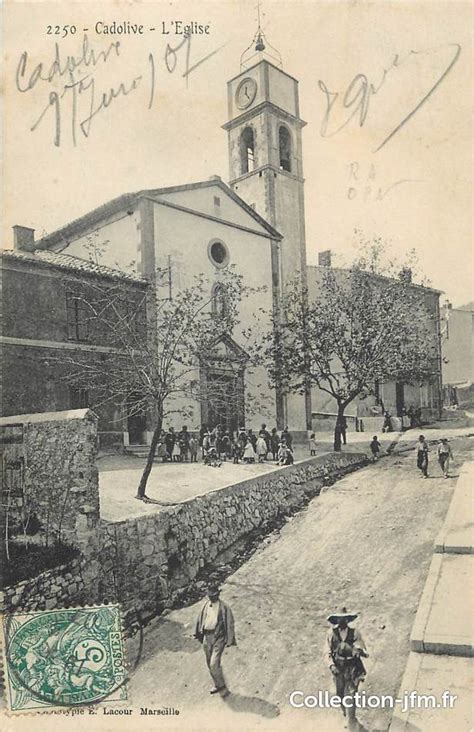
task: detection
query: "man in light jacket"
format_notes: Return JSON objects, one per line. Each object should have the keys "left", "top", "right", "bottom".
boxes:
{"left": 194, "top": 583, "right": 236, "bottom": 697}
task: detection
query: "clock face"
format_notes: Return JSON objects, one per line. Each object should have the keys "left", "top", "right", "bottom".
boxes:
{"left": 235, "top": 78, "right": 257, "bottom": 110}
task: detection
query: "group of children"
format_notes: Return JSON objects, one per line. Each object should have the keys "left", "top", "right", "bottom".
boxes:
{"left": 201, "top": 424, "right": 296, "bottom": 467}
{"left": 156, "top": 424, "right": 296, "bottom": 468}
{"left": 157, "top": 426, "right": 199, "bottom": 463}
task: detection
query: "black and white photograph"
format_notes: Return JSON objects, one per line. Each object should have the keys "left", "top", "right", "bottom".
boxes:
{"left": 1, "top": 1, "right": 473, "bottom": 730}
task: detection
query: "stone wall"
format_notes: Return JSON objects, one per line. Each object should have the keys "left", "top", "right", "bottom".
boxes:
{"left": 96, "top": 452, "right": 367, "bottom": 629}
{"left": 1, "top": 409, "right": 100, "bottom": 547}
{"left": 1, "top": 556, "right": 86, "bottom": 614}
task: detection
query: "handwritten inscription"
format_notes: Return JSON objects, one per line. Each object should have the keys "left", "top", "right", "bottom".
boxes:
{"left": 15, "top": 32, "right": 224, "bottom": 147}
{"left": 346, "top": 162, "right": 422, "bottom": 202}
{"left": 318, "top": 43, "right": 461, "bottom": 152}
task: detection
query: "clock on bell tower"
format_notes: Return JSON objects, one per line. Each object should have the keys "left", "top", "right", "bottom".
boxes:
{"left": 223, "top": 58, "right": 308, "bottom": 292}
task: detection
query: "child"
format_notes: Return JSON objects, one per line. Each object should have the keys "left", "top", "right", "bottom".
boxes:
{"left": 172, "top": 439, "right": 181, "bottom": 462}
{"left": 231, "top": 439, "right": 241, "bottom": 464}
{"left": 221, "top": 431, "right": 231, "bottom": 462}
{"left": 370, "top": 435, "right": 382, "bottom": 461}
{"left": 201, "top": 431, "right": 211, "bottom": 461}
{"left": 256, "top": 434, "right": 267, "bottom": 463}
{"left": 278, "top": 440, "right": 294, "bottom": 466}
{"left": 189, "top": 436, "right": 198, "bottom": 463}
{"left": 243, "top": 439, "right": 256, "bottom": 464}
{"left": 204, "top": 445, "right": 221, "bottom": 467}
{"left": 309, "top": 432, "right": 317, "bottom": 456}
{"left": 437, "top": 439, "right": 453, "bottom": 478}
{"left": 270, "top": 428, "right": 279, "bottom": 461}
{"left": 417, "top": 435, "right": 429, "bottom": 478}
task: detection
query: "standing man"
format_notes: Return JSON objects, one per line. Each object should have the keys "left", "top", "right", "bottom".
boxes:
{"left": 417, "top": 434, "right": 429, "bottom": 478}
{"left": 281, "top": 426, "right": 293, "bottom": 450}
{"left": 327, "top": 607, "right": 368, "bottom": 730}
{"left": 178, "top": 425, "right": 190, "bottom": 462}
{"left": 164, "top": 427, "right": 176, "bottom": 461}
{"left": 194, "top": 583, "right": 236, "bottom": 697}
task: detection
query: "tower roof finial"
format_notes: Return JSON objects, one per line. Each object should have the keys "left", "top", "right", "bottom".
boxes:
{"left": 240, "top": 2, "right": 282, "bottom": 70}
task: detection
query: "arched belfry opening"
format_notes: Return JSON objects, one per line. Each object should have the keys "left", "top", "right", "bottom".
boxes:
{"left": 279, "top": 126, "right": 292, "bottom": 172}
{"left": 240, "top": 127, "right": 255, "bottom": 174}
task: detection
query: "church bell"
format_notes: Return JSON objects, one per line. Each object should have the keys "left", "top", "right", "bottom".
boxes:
{"left": 255, "top": 32, "right": 266, "bottom": 52}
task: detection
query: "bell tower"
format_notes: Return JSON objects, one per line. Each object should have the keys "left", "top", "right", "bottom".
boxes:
{"left": 222, "top": 35, "right": 308, "bottom": 292}
{"left": 223, "top": 27, "right": 312, "bottom": 433}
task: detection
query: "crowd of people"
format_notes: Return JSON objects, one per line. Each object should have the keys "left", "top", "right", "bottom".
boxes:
{"left": 155, "top": 423, "right": 297, "bottom": 467}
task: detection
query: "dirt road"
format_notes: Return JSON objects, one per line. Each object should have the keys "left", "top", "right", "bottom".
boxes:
{"left": 126, "top": 437, "right": 473, "bottom": 732}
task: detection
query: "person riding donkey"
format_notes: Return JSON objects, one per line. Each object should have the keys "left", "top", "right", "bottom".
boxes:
{"left": 326, "top": 607, "right": 369, "bottom": 730}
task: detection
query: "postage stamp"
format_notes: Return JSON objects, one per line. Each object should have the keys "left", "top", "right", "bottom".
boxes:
{"left": 2, "top": 605, "right": 128, "bottom": 712}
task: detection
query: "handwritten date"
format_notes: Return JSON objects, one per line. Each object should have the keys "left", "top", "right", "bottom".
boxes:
{"left": 15, "top": 32, "right": 224, "bottom": 147}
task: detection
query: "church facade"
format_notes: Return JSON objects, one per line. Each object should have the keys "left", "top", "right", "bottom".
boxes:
{"left": 34, "top": 176, "right": 289, "bottom": 440}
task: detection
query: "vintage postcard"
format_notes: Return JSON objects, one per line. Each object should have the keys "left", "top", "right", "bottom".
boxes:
{"left": 1, "top": 1, "right": 472, "bottom": 730}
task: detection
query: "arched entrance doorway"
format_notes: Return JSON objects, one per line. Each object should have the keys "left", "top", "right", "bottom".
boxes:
{"left": 200, "top": 334, "right": 247, "bottom": 435}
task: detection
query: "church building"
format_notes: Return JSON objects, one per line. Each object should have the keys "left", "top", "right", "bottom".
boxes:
{"left": 17, "top": 38, "right": 313, "bottom": 441}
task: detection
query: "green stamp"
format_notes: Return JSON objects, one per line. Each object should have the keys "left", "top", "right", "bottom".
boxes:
{"left": 3, "top": 605, "right": 127, "bottom": 712}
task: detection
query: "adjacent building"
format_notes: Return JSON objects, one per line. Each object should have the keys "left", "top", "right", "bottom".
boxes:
{"left": 1, "top": 243, "right": 148, "bottom": 447}
{"left": 440, "top": 302, "right": 474, "bottom": 408}
{"left": 307, "top": 253, "right": 443, "bottom": 431}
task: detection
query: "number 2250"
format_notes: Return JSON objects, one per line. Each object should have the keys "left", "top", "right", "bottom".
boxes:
{"left": 47, "top": 25, "right": 77, "bottom": 37}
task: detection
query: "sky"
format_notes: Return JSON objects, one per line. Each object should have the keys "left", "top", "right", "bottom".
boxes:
{"left": 3, "top": 0, "right": 473, "bottom": 306}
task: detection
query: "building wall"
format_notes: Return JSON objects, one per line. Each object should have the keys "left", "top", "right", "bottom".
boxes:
{"left": 1, "top": 344, "right": 121, "bottom": 437}
{"left": 1, "top": 255, "right": 147, "bottom": 445}
{"left": 57, "top": 210, "right": 142, "bottom": 274}
{"left": 441, "top": 307, "right": 474, "bottom": 385}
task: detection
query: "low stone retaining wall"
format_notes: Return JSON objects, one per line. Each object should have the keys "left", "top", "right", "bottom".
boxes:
{"left": 97, "top": 452, "right": 368, "bottom": 630}
{"left": 1, "top": 556, "right": 86, "bottom": 614}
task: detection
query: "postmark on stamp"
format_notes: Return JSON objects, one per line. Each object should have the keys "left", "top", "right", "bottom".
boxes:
{"left": 2, "top": 605, "right": 127, "bottom": 712}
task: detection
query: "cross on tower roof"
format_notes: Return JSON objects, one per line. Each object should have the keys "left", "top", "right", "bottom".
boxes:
{"left": 240, "top": 1, "right": 283, "bottom": 70}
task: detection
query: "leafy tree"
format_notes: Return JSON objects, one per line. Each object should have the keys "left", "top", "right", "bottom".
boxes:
{"left": 53, "top": 266, "right": 268, "bottom": 501}
{"left": 267, "top": 240, "right": 440, "bottom": 451}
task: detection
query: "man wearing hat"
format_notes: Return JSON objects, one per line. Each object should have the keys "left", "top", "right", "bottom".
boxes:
{"left": 194, "top": 583, "right": 236, "bottom": 697}
{"left": 326, "top": 607, "right": 368, "bottom": 729}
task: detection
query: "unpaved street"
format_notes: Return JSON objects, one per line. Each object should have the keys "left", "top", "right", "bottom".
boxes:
{"left": 126, "top": 437, "right": 473, "bottom": 732}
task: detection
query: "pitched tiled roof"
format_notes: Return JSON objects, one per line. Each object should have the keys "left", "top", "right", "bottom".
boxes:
{"left": 307, "top": 264, "right": 443, "bottom": 295}
{"left": 36, "top": 178, "right": 282, "bottom": 248}
{"left": 0, "top": 248, "right": 147, "bottom": 284}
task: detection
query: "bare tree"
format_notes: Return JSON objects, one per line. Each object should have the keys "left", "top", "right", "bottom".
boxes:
{"left": 53, "top": 266, "right": 269, "bottom": 501}
{"left": 267, "top": 240, "right": 440, "bottom": 451}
